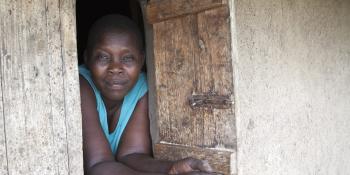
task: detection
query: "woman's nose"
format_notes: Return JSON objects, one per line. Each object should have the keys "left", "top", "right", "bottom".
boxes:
{"left": 107, "top": 61, "right": 123, "bottom": 74}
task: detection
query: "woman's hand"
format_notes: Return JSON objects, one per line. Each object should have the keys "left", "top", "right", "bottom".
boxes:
{"left": 168, "top": 157, "right": 216, "bottom": 175}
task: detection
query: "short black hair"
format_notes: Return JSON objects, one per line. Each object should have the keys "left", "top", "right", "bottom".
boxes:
{"left": 86, "top": 14, "right": 144, "bottom": 55}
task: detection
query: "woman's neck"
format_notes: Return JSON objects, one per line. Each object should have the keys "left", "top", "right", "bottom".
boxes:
{"left": 102, "top": 96, "right": 123, "bottom": 133}
{"left": 102, "top": 96, "right": 123, "bottom": 113}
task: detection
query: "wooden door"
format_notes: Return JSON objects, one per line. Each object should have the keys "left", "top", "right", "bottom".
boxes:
{"left": 0, "top": 0, "right": 83, "bottom": 174}
{"left": 142, "top": 0, "right": 236, "bottom": 174}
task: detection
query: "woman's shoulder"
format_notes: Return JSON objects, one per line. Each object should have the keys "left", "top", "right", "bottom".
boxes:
{"left": 137, "top": 72, "right": 148, "bottom": 88}
{"left": 79, "top": 75, "right": 95, "bottom": 100}
{"left": 128, "top": 72, "right": 148, "bottom": 100}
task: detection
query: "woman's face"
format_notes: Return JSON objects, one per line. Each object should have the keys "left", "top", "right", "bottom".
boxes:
{"left": 86, "top": 30, "right": 144, "bottom": 103}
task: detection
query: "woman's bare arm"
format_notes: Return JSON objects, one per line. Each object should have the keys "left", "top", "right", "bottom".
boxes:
{"left": 116, "top": 94, "right": 215, "bottom": 175}
{"left": 116, "top": 93, "right": 174, "bottom": 173}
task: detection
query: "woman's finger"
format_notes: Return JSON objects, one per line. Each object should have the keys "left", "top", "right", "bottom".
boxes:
{"left": 185, "top": 158, "right": 213, "bottom": 173}
{"left": 196, "top": 160, "right": 213, "bottom": 172}
{"left": 180, "top": 171, "right": 222, "bottom": 175}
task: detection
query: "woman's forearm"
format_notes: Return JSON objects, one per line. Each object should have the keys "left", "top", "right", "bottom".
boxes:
{"left": 87, "top": 160, "right": 165, "bottom": 175}
{"left": 119, "top": 153, "right": 173, "bottom": 174}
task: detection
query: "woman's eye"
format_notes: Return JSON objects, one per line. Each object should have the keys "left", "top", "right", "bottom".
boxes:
{"left": 121, "top": 56, "right": 134, "bottom": 63}
{"left": 97, "top": 54, "right": 109, "bottom": 61}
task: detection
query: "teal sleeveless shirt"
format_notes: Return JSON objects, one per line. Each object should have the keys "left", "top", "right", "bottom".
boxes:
{"left": 79, "top": 65, "right": 148, "bottom": 154}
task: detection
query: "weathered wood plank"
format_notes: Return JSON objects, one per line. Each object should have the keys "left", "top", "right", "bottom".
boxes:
{"left": 154, "top": 14, "right": 205, "bottom": 146}
{"left": 59, "top": 0, "right": 84, "bottom": 174}
{"left": 0, "top": 1, "right": 9, "bottom": 175}
{"left": 0, "top": 26, "right": 8, "bottom": 175}
{"left": 2, "top": 1, "right": 37, "bottom": 174}
{"left": 0, "top": 2, "right": 27, "bottom": 174}
{"left": 154, "top": 142, "right": 234, "bottom": 175}
{"left": 0, "top": 0, "right": 57, "bottom": 174}
{"left": 46, "top": 0, "right": 69, "bottom": 174}
{"left": 19, "top": 1, "right": 58, "bottom": 173}
{"left": 0, "top": 71, "right": 8, "bottom": 175}
{"left": 0, "top": 0, "right": 83, "bottom": 174}
{"left": 146, "top": 0, "right": 228, "bottom": 24}
{"left": 196, "top": 7, "right": 236, "bottom": 149}
{"left": 153, "top": 6, "right": 235, "bottom": 149}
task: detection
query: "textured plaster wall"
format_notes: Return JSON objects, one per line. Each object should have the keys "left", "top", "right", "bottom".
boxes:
{"left": 230, "top": 0, "right": 350, "bottom": 174}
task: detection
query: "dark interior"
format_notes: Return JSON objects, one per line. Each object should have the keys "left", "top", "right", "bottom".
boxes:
{"left": 76, "top": 0, "right": 145, "bottom": 66}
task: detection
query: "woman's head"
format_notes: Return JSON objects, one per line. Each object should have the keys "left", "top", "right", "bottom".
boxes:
{"left": 85, "top": 14, "right": 144, "bottom": 58}
{"left": 85, "top": 14, "right": 145, "bottom": 102}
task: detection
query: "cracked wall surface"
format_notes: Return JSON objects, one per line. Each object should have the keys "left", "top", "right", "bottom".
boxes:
{"left": 230, "top": 0, "right": 350, "bottom": 174}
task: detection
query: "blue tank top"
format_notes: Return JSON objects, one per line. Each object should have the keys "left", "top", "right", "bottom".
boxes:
{"left": 79, "top": 65, "right": 148, "bottom": 154}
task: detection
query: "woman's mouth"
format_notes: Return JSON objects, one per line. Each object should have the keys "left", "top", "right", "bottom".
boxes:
{"left": 105, "top": 79, "right": 128, "bottom": 90}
